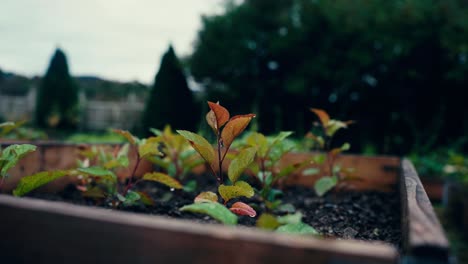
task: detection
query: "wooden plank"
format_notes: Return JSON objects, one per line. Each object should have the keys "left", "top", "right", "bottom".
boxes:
{"left": 283, "top": 153, "right": 400, "bottom": 192}
{"left": 400, "top": 159, "right": 449, "bottom": 260}
{"left": 0, "top": 194, "right": 398, "bottom": 264}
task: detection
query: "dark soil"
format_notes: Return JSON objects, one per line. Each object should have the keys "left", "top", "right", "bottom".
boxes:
{"left": 27, "top": 175, "right": 401, "bottom": 247}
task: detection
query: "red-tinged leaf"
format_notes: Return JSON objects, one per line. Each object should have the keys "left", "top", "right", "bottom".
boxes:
{"left": 112, "top": 129, "right": 137, "bottom": 145}
{"left": 229, "top": 202, "right": 257, "bottom": 217}
{"left": 207, "top": 101, "right": 230, "bottom": 132}
{"left": 194, "top": 191, "right": 218, "bottom": 203}
{"left": 310, "top": 108, "right": 330, "bottom": 126}
{"left": 221, "top": 114, "right": 255, "bottom": 152}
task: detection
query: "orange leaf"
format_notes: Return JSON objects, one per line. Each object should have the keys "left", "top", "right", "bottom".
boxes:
{"left": 229, "top": 202, "right": 256, "bottom": 217}
{"left": 310, "top": 108, "right": 330, "bottom": 126}
{"left": 221, "top": 114, "right": 255, "bottom": 152}
{"left": 207, "top": 101, "right": 230, "bottom": 132}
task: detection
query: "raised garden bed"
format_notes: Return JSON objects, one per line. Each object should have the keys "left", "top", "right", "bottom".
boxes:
{"left": 0, "top": 142, "right": 450, "bottom": 264}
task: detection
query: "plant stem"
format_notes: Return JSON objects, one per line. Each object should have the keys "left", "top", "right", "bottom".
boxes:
{"left": 217, "top": 133, "right": 223, "bottom": 184}
{"left": 124, "top": 153, "right": 141, "bottom": 195}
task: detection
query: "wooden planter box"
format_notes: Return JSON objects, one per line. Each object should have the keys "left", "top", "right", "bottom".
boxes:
{"left": 0, "top": 143, "right": 450, "bottom": 263}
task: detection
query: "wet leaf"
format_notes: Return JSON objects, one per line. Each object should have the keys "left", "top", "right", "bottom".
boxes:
{"left": 221, "top": 114, "right": 255, "bottom": 152}
{"left": 228, "top": 147, "right": 257, "bottom": 183}
{"left": 112, "top": 129, "right": 137, "bottom": 145}
{"left": 180, "top": 202, "right": 238, "bottom": 225}
{"left": 206, "top": 101, "right": 230, "bottom": 132}
{"left": 103, "top": 155, "right": 129, "bottom": 170}
{"left": 13, "top": 170, "right": 71, "bottom": 196}
{"left": 256, "top": 213, "right": 281, "bottom": 230}
{"left": 177, "top": 130, "right": 215, "bottom": 165}
{"left": 143, "top": 172, "right": 183, "bottom": 189}
{"left": 218, "top": 181, "right": 254, "bottom": 203}
{"left": 310, "top": 108, "right": 330, "bottom": 126}
{"left": 314, "top": 176, "right": 338, "bottom": 196}
{"left": 0, "top": 144, "right": 36, "bottom": 177}
{"left": 276, "top": 222, "right": 318, "bottom": 235}
{"left": 229, "top": 202, "right": 256, "bottom": 217}
{"left": 195, "top": 191, "right": 218, "bottom": 203}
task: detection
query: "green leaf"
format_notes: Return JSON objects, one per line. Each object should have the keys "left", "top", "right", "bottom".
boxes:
{"left": 277, "top": 212, "right": 303, "bottom": 225}
{"left": 303, "top": 168, "right": 320, "bottom": 176}
{"left": 180, "top": 202, "right": 238, "bottom": 225}
{"left": 275, "top": 203, "right": 296, "bottom": 213}
{"left": 256, "top": 213, "right": 281, "bottom": 230}
{"left": 218, "top": 181, "right": 254, "bottom": 203}
{"left": 276, "top": 222, "right": 318, "bottom": 235}
{"left": 194, "top": 191, "right": 218, "bottom": 203}
{"left": 138, "top": 137, "right": 162, "bottom": 158}
{"left": 77, "top": 167, "right": 116, "bottom": 180}
{"left": 325, "top": 119, "right": 348, "bottom": 137}
{"left": 313, "top": 154, "right": 326, "bottom": 164}
{"left": 246, "top": 132, "right": 268, "bottom": 156}
{"left": 271, "top": 131, "right": 294, "bottom": 147}
{"left": 13, "top": 170, "right": 70, "bottom": 196}
{"left": 183, "top": 180, "right": 197, "bottom": 192}
{"left": 0, "top": 144, "right": 36, "bottom": 177}
{"left": 228, "top": 147, "right": 257, "bottom": 183}
{"left": 314, "top": 176, "right": 338, "bottom": 197}
{"left": 143, "top": 172, "right": 183, "bottom": 189}
{"left": 123, "top": 190, "right": 141, "bottom": 206}
{"left": 177, "top": 130, "right": 215, "bottom": 165}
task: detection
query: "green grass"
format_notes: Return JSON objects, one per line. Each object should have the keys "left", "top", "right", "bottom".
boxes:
{"left": 65, "top": 132, "right": 125, "bottom": 144}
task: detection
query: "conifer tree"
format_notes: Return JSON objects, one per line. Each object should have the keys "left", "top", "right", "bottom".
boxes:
{"left": 35, "top": 48, "right": 79, "bottom": 129}
{"left": 142, "top": 45, "right": 198, "bottom": 134}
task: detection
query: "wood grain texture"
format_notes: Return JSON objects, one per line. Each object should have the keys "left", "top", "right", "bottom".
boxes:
{"left": 0, "top": 194, "right": 398, "bottom": 264}
{"left": 282, "top": 153, "right": 400, "bottom": 192}
{"left": 401, "top": 159, "right": 449, "bottom": 259}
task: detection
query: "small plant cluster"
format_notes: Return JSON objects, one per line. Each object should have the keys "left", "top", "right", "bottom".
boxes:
{"left": 5, "top": 104, "right": 355, "bottom": 236}
{"left": 305, "top": 108, "right": 354, "bottom": 196}
{"left": 13, "top": 129, "right": 184, "bottom": 208}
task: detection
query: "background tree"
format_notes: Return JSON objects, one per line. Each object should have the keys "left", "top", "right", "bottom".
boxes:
{"left": 35, "top": 48, "right": 79, "bottom": 130}
{"left": 189, "top": 0, "right": 468, "bottom": 155}
{"left": 142, "top": 45, "right": 199, "bottom": 135}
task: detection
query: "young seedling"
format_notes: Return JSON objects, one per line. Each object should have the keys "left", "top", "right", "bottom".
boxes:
{"left": 178, "top": 101, "right": 257, "bottom": 223}
{"left": 306, "top": 108, "right": 354, "bottom": 196}
{"left": 13, "top": 129, "right": 182, "bottom": 208}
{"left": 242, "top": 131, "right": 311, "bottom": 211}
{"left": 149, "top": 125, "right": 204, "bottom": 184}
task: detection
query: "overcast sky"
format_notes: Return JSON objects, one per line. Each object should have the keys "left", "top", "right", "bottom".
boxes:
{"left": 0, "top": 0, "right": 223, "bottom": 84}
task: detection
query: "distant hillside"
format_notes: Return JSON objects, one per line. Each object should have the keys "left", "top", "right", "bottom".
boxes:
{"left": 0, "top": 68, "right": 149, "bottom": 101}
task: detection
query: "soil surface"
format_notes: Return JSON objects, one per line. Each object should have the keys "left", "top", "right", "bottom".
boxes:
{"left": 27, "top": 174, "right": 401, "bottom": 247}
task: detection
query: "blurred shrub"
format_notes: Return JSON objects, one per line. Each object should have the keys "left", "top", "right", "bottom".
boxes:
{"left": 190, "top": 0, "right": 468, "bottom": 154}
